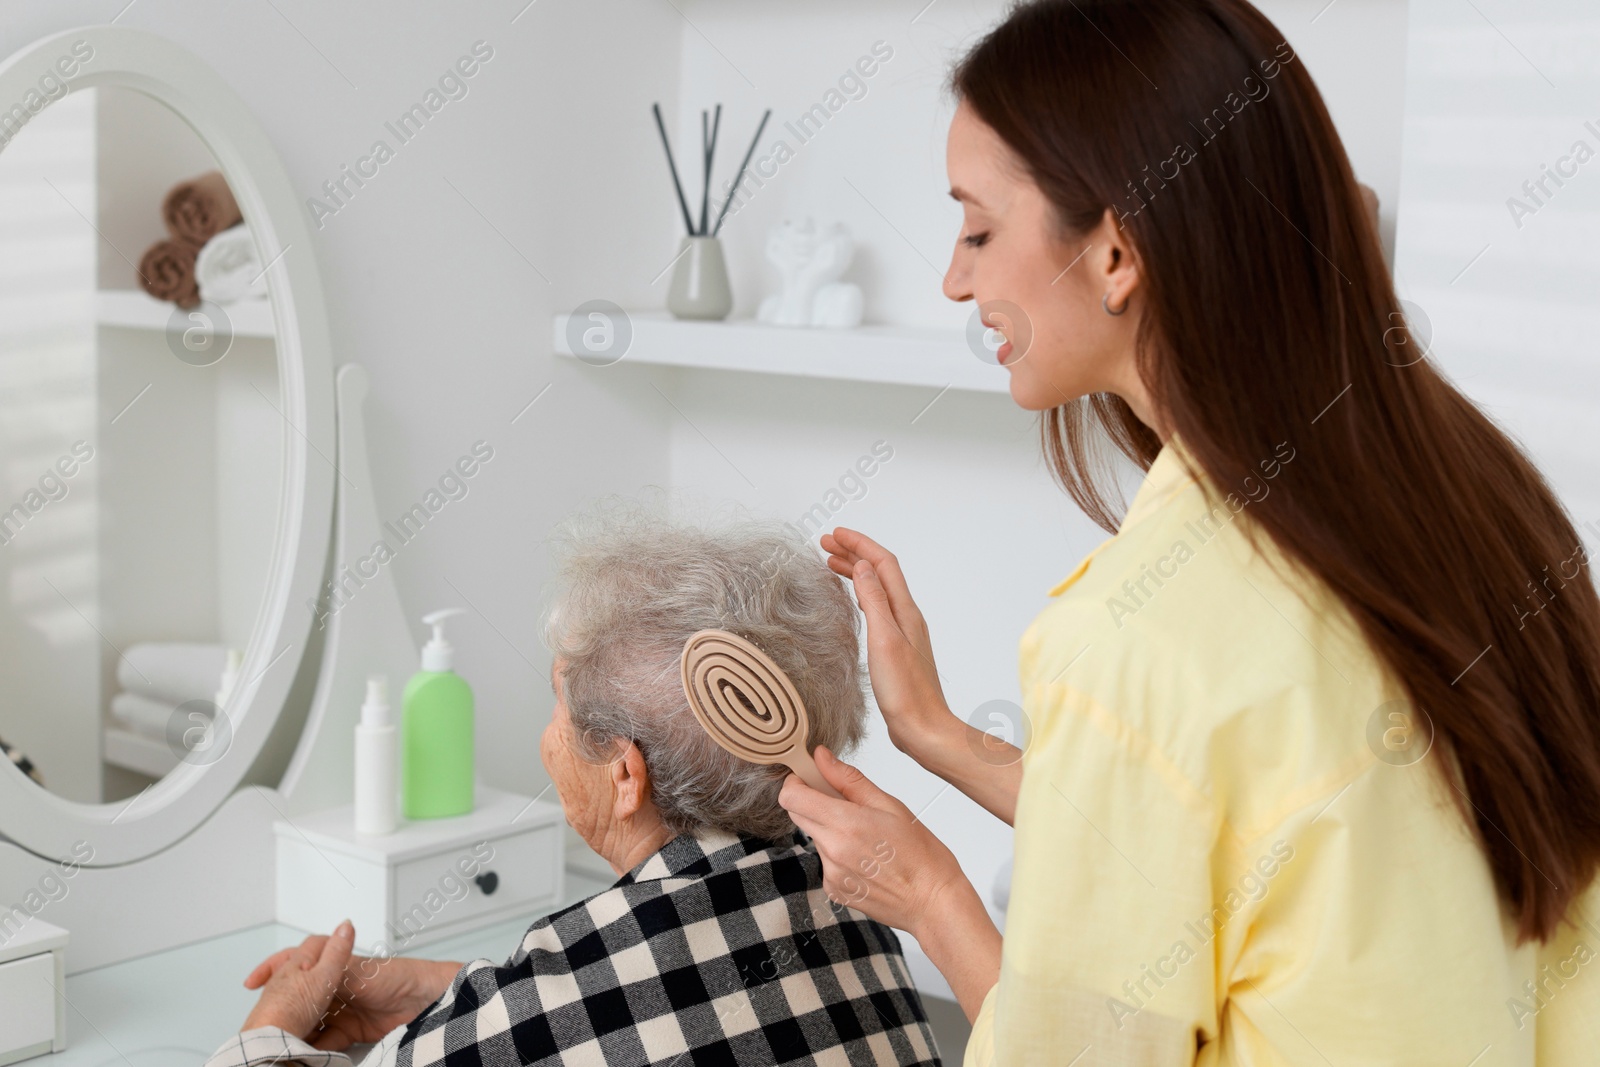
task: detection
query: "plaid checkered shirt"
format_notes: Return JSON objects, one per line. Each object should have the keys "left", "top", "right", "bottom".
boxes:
{"left": 205, "top": 828, "right": 943, "bottom": 1066}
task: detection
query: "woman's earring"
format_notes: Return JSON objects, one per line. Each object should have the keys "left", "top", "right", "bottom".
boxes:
{"left": 1102, "top": 293, "right": 1128, "bottom": 317}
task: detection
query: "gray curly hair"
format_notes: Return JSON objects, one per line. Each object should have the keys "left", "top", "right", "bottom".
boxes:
{"left": 541, "top": 495, "right": 867, "bottom": 841}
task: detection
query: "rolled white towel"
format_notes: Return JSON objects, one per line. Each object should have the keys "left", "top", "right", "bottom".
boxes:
{"left": 109, "top": 691, "right": 181, "bottom": 740}
{"left": 195, "top": 223, "right": 266, "bottom": 304}
{"left": 117, "top": 643, "right": 229, "bottom": 706}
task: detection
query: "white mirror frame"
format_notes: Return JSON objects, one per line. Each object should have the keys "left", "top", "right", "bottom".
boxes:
{"left": 0, "top": 26, "right": 334, "bottom": 865}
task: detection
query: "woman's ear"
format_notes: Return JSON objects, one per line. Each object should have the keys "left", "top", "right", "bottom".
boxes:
{"left": 610, "top": 740, "right": 652, "bottom": 820}
{"left": 1094, "top": 206, "right": 1141, "bottom": 311}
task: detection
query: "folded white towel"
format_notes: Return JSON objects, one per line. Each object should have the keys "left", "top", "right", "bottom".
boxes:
{"left": 195, "top": 224, "right": 266, "bottom": 304}
{"left": 117, "top": 643, "right": 229, "bottom": 706}
{"left": 109, "top": 691, "right": 180, "bottom": 740}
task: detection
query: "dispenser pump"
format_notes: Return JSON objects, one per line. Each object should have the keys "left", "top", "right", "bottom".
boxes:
{"left": 421, "top": 608, "right": 466, "bottom": 672}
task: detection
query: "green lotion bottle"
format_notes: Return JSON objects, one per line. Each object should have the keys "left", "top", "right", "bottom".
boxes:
{"left": 402, "top": 608, "right": 475, "bottom": 818}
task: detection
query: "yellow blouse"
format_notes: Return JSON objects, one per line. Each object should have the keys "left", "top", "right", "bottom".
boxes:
{"left": 964, "top": 437, "right": 1600, "bottom": 1066}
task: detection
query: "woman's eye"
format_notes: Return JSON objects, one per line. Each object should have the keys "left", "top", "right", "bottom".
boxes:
{"left": 962, "top": 231, "right": 990, "bottom": 248}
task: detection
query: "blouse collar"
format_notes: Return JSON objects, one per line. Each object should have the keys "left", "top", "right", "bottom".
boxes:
{"left": 1046, "top": 434, "right": 1199, "bottom": 597}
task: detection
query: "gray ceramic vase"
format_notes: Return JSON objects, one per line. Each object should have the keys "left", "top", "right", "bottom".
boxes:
{"left": 667, "top": 236, "right": 733, "bottom": 321}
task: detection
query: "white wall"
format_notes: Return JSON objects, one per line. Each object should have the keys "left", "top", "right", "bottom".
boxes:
{"left": 676, "top": 0, "right": 1410, "bottom": 333}
{"left": 1393, "top": 0, "right": 1600, "bottom": 524}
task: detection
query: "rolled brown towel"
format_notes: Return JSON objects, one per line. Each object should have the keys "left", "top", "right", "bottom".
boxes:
{"left": 162, "top": 170, "right": 242, "bottom": 247}
{"left": 138, "top": 238, "right": 202, "bottom": 308}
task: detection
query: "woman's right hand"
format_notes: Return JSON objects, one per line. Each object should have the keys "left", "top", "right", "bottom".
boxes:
{"left": 245, "top": 936, "right": 459, "bottom": 1049}
{"left": 821, "top": 528, "right": 956, "bottom": 757}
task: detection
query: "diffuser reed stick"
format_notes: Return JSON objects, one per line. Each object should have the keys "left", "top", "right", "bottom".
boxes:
{"left": 712, "top": 108, "right": 771, "bottom": 236}
{"left": 699, "top": 105, "right": 720, "bottom": 237}
{"left": 651, "top": 103, "right": 772, "bottom": 238}
{"left": 651, "top": 102, "right": 696, "bottom": 236}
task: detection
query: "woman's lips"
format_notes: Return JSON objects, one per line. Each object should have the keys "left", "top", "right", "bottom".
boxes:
{"left": 983, "top": 321, "right": 1012, "bottom": 365}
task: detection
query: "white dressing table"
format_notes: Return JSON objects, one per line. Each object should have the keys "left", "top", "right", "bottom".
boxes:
{"left": 45, "top": 873, "right": 612, "bottom": 1067}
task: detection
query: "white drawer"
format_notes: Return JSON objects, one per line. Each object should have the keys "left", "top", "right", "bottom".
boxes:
{"left": 0, "top": 952, "right": 55, "bottom": 1058}
{"left": 391, "top": 824, "right": 560, "bottom": 938}
{"left": 275, "top": 789, "right": 567, "bottom": 954}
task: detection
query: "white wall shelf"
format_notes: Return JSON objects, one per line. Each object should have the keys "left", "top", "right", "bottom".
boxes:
{"left": 552, "top": 312, "right": 1009, "bottom": 395}
{"left": 96, "top": 289, "right": 275, "bottom": 338}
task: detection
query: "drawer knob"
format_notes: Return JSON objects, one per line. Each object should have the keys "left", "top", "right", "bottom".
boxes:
{"left": 474, "top": 871, "right": 499, "bottom": 895}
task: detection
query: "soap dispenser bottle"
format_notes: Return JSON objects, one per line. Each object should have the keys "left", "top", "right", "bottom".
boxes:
{"left": 402, "top": 608, "right": 475, "bottom": 819}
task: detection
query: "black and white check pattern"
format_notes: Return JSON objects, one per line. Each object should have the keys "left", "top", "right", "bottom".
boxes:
{"left": 206, "top": 829, "right": 942, "bottom": 1067}
{"left": 396, "top": 828, "right": 941, "bottom": 1066}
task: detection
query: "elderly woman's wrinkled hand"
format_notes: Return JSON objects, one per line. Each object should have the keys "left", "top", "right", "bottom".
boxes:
{"left": 779, "top": 745, "right": 967, "bottom": 939}
{"left": 239, "top": 921, "right": 354, "bottom": 1041}
{"left": 244, "top": 930, "right": 460, "bottom": 1050}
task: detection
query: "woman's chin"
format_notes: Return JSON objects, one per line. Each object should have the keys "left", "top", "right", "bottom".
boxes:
{"left": 1006, "top": 364, "right": 1078, "bottom": 411}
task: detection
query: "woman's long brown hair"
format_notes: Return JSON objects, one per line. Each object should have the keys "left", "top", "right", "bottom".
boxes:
{"left": 955, "top": 0, "right": 1600, "bottom": 943}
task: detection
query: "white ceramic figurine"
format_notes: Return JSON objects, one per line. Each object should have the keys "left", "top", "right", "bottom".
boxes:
{"left": 757, "top": 218, "right": 864, "bottom": 328}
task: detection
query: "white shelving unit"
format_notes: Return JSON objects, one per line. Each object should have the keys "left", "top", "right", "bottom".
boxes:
{"left": 96, "top": 288, "right": 275, "bottom": 338}
{"left": 552, "top": 311, "right": 1009, "bottom": 395}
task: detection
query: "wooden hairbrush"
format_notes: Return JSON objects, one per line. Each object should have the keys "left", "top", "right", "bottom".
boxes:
{"left": 680, "top": 629, "right": 843, "bottom": 799}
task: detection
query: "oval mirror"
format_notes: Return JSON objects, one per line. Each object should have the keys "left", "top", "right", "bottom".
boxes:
{"left": 0, "top": 27, "right": 333, "bottom": 865}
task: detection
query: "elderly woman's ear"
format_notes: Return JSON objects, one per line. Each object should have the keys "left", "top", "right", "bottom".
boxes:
{"left": 608, "top": 740, "right": 652, "bottom": 820}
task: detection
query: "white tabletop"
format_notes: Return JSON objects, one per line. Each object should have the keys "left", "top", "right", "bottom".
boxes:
{"left": 42, "top": 872, "right": 612, "bottom": 1066}
{"left": 0, "top": 915, "right": 67, "bottom": 966}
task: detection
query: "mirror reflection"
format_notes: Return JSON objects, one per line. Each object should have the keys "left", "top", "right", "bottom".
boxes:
{"left": 0, "top": 86, "right": 282, "bottom": 804}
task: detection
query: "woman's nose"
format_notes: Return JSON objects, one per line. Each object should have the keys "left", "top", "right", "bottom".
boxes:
{"left": 943, "top": 245, "right": 973, "bottom": 303}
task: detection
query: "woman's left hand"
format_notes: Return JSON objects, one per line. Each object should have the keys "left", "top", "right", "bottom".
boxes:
{"left": 239, "top": 920, "right": 355, "bottom": 1039}
{"left": 779, "top": 746, "right": 964, "bottom": 938}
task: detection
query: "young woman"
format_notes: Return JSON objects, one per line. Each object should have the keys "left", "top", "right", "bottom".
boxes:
{"left": 780, "top": 0, "right": 1600, "bottom": 1063}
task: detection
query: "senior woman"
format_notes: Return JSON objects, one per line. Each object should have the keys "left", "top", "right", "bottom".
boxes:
{"left": 207, "top": 505, "right": 942, "bottom": 1067}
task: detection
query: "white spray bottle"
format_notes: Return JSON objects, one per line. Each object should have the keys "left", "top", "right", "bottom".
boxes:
{"left": 354, "top": 674, "right": 398, "bottom": 834}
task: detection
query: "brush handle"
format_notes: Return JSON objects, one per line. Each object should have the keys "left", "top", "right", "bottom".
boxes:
{"left": 787, "top": 749, "right": 844, "bottom": 800}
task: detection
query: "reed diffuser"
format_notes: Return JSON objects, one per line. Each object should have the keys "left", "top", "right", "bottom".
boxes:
{"left": 652, "top": 102, "right": 771, "bottom": 320}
